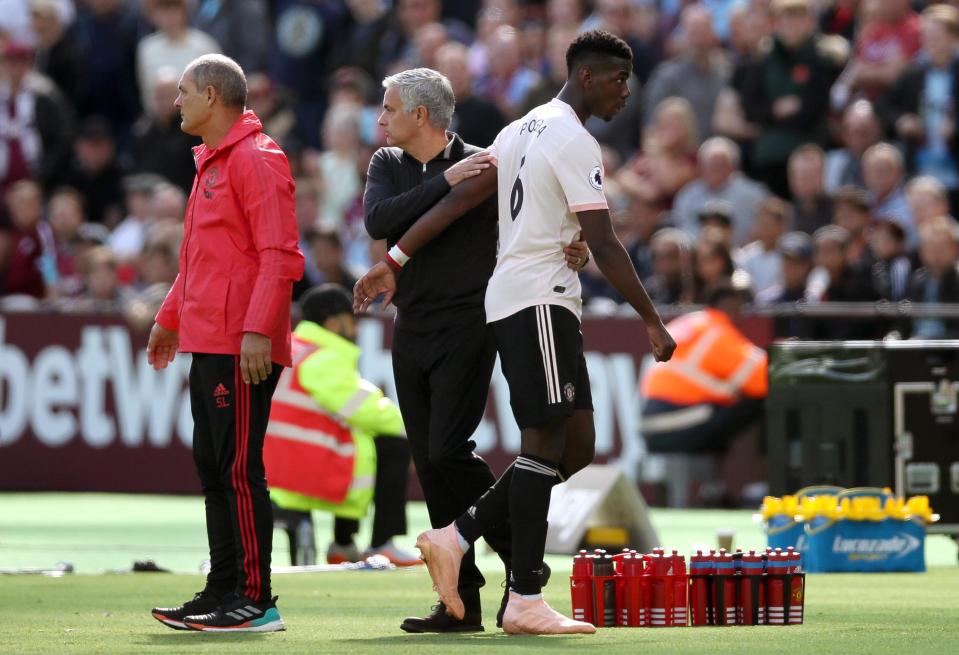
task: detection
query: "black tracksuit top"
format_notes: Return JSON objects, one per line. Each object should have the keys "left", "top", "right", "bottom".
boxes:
{"left": 363, "top": 133, "right": 498, "bottom": 331}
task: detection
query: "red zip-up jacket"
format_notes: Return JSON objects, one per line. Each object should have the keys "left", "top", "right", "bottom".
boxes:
{"left": 156, "top": 110, "right": 304, "bottom": 367}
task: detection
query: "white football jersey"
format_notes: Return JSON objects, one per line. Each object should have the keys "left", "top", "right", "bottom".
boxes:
{"left": 485, "top": 98, "right": 607, "bottom": 323}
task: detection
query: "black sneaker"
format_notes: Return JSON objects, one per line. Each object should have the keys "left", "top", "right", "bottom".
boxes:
{"left": 184, "top": 595, "right": 285, "bottom": 632}
{"left": 151, "top": 591, "right": 222, "bottom": 630}
{"left": 496, "top": 562, "right": 552, "bottom": 628}
{"left": 400, "top": 601, "right": 484, "bottom": 633}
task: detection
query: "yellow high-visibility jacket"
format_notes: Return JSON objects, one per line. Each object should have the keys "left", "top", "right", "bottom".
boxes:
{"left": 265, "top": 321, "right": 404, "bottom": 519}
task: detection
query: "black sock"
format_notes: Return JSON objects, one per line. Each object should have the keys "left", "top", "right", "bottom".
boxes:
{"left": 508, "top": 454, "right": 559, "bottom": 595}
{"left": 455, "top": 463, "right": 569, "bottom": 545}
{"left": 333, "top": 518, "right": 358, "bottom": 547}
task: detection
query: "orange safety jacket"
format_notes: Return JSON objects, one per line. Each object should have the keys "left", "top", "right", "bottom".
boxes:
{"left": 642, "top": 308, "right": 767, "bottom": 406}
{"left": 264, "top": 334, "right": 358, "bottom": 504}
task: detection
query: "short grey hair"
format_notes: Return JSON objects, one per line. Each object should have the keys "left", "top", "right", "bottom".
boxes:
{"left": 187, "top": 54, "right": 247, "bottom": 109}
{"left": 699, "top": 136, "right": 741, "bottom": 169}
{"left": 382, "top": 67, "right": 455, "bottom": 129}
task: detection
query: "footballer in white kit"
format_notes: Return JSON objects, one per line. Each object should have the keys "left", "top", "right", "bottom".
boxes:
{"left": 484, "top": 98, "right": 610, "bottom": 427}
{"left": 354, "top": 29, "right": 675, "bottom": 634}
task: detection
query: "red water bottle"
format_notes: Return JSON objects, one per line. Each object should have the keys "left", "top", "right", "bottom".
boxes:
{"left": 612, "top": 550, "right": 629, "bottom": 626}
{"left": 738, "top": 550, "right": 765, "bottom": 625}
{"left": 787, "top": 550, "right": 804, "bottom": 625}
{"left": 570, "top": 551, "right": 594, "bottom": 625}
{"left": 646, "top": 552, "right": 668, "bottom": 627}
{"left": 766, "top": 551, "right": 789, "bottom": 625}
{"left": 670, "top": 550, "right": 688, "bottom": 627}
{"left": 689, "top": 550, "right": 712, "bottom": 626}
{"left": 712, "top": 551, "right": 736, "bottom": 626}
{"left": 620, "top": 554, "right": 645, "bottom": 626}
{"left": 591, "top": 554, "right": 617, "bottom": 627}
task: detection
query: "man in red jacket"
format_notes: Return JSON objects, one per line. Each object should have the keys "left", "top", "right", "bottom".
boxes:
{"left": 147, "top": 54, "right": 304, "bottom": 633}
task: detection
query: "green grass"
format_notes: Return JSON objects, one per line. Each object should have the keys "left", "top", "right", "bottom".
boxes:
{"left": 1, "top": 494, "right": 958, "bottom": 654}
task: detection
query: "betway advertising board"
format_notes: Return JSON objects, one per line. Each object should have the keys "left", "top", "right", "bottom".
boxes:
{"left": 0, "top": 312, "right": 772, "bottom": 494}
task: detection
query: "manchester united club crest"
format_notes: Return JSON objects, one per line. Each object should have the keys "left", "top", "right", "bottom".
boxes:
{"left": 564, "top": 382, "right": 576, "bottom": 402}
{"left": 203, "top": 167, "right": 219, "bottom": 199}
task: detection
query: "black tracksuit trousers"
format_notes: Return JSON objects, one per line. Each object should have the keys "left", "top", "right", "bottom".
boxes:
{"left": 391, "top": 320, "right": 511, "bottom": 612}
{"left": 189, "top": 353, "right": 281, "bottom": 603}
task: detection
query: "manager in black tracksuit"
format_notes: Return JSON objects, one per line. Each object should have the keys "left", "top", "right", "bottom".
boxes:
{"left": 364, "top": 68, "right": 509, "bottom": 633}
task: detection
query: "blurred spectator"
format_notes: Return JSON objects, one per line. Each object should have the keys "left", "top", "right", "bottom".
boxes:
{"left": 743, "top": 0, "right": 847, "bottom": 198}
{"left": 474, "top": 25, "right": 540, "bottom": 120}
{"left": 295, "top": 229, "right": 357, "bottom": 301}
{"left": 109, "top": 173, "right": 163, "bottom": 262}
{"left": 29, "top": 0, "right": 85, "bottom": 109}
{"left": 807, "top": 224, "right": 879, "bottom": 338}
{"left": 377, "top": 0, "right": 471, "bottom": 79}
{"left": 644, "top": 4, "right": 730, "bottom": 142}
{"left": 876, "top": 4, "right": 959, "bottom": 206}
{"left": 672, "top": 136, "right": 768, "bottom": 246}
{"left": 47, "top": 185, "right": 87, "bottom": 297}
{"left": 149, "top": 181, "right": 186, "bottom": 222}
{"left": 519, "top": 20, "right": 547, "bottom": 76}
{"left": 621, "top": 185, "right": 667, "bottom": 284}
{"left": 293, "top": 178, "right": 323, "bottom": 298}
{"left": 788, "top": 144, "right": 833, "bottom": 234}
{"left": 72, "top": 0, "right": 141, "bottom": 141}
{"left": 581, "top": 196, "right": 663, "bottom": 306}
{"left": 736, "top": 196, "right": 789, "bottom": 300}
{"left": 832, "top": 185, "right": 872, "bottom": 268}
{"left": 0, "top": 0, "right": 33, "bottom": 45}
{"left": 863, "top": 142, "right": 914, "bottom": 247}
{"left": 713, "top": 1, "right": 772, "bottom": 173}
{"left": 832, "top": 0, "right": 919, "bottom": 105}
{"left": 819, "top": 0, "right": 860, "bottom": 42}
{"left": 343, "top": 0, "right": 392, "bottom": 79}
{"left": 124, "top": 223, "right": 180, "bottom": 330}
{"left": 869, "top": 217, "right": 912, "bottom": 302}
{"left": 63, "top": 116, "right": 126, "bottom": 226}
{"left": 760, "top": 231, "right": 815, "bottom": 324}
{"left": 905, "top": 174, "right": 952, "bottom": 233}
{"left": 697, "top": 200, "right": 736, "bottom": 248}
{"left": 519, "top": 25, "right": 576, "bottom": 116}
{"left": 191, "top": 0, "right": 269, "bottom": 74}
{"left": 270, "top": 0, "right": 351, "bottom": 149}
{"left": 129, "top": 66, "right": 201, "bottom": 193}
{"left": 0, "top": 39, "right": 73, "bottom": 194}
{"left": 245, "top": 71, "right": 297, "bottom": 148}
{"left": 908, "top": 216, "right": 959, "bottom": 338}
{"left": 646, "top": 226, "right": 694, "bottom": 305}
{"left": 824, "top": 99, "right": 882, "bottom": 193}
{"left": 692, "top": 234, "right": 737, "bottom": 303}
{"left": 413, "top": 22, "right": 449, "bottom": 70}
{"left": 71, "top": 243, "right": 131, "bottom": 311}
{"left": 618, "top": 97, "right": 699, "bottom": 211}
{"left": 137, "top": 0, "right": 220, "bottom": 116}
{"left": 309, "top": 102, "right": 362, "bottom": 231}
{"left": 641, "top": 283, "right": 768, "bottom": 507}
{"left": 328, "top": 67, "right": 381, "bottom": 148}
{"left": 546, "top": 0, "right": 583, "bottom": 31}
{"left": 436, "top": 41, "right": 505, "bottom": 148}
{"left": 2, "top": 179, "right": 56, "bottom": 298}
{"left": 593, "top": 0, "right": 661, "bottom": 84}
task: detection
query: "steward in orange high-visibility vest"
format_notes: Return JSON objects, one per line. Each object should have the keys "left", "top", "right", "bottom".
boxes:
{"left": 641, "top": 285, "right": 767, "bottom": 453}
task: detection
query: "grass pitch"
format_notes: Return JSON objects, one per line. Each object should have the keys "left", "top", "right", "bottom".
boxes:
{"left": 1, "top": 493, "right": 958, "bottom": 654}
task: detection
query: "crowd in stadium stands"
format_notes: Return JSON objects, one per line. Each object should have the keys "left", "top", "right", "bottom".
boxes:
{"left": 2, "top": 0, "right": 959, "bottom": 340}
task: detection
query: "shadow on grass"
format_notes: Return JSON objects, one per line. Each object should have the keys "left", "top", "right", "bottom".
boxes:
{"left": 139, "top": 632, "right": 272, "bottom": 646}
{"left": 338, "top": 633, "right": 591, "bottom": 649}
